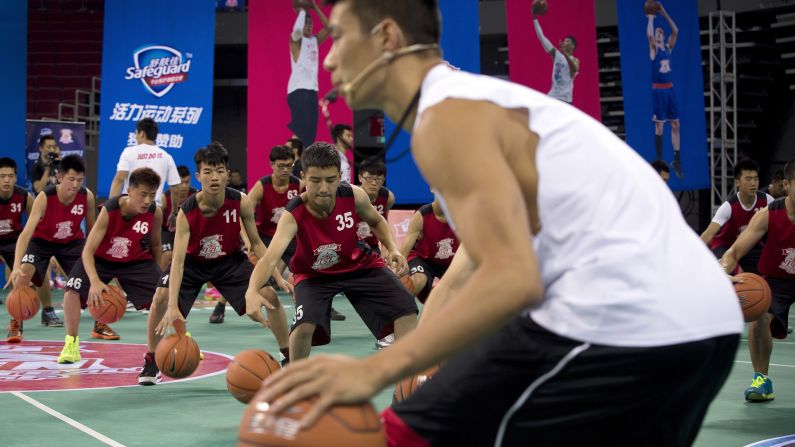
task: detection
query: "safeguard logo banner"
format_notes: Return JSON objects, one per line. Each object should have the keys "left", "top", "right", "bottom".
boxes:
{"left": 98, "top": 0, "right": 215, "bottom": 197}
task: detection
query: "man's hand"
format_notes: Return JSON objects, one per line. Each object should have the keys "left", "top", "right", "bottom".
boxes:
{"left": 155, "top": 306, "right": 185, "bottom": 336}
{"left": 87, "top": 280, "right": 108, "bottom": 309}
{"left": 386, "top": 250, "right": 408, "bottom": 276}
{"left": 277, "top": 277, "right": 295, "bottom": 295}
{"left": 4, "top": 267, "right": 24, "bottom": 290}
{"left": 245, "top": 287, "right": 275, "bottom": 323}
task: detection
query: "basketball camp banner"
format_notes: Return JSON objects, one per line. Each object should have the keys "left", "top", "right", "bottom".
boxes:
{"left": 617, "top": 0, "right": 708, "bottom": 190}
{"left": 1, "top": 1, "right": 27, "bottom": 186}
{"left": 384, "top": 0, "right": 481, "bottom": 205}
{"left": 98, "top": 0, "right": 215, "bottom": 197}
{"left": 506, "top": 0, "right": 601, "bottom": 120}
{"left": 25, "top": 120, "right": 86, "bottom": 180}
{"left": 247, "top": 1, "right": 353, "bottom": 184}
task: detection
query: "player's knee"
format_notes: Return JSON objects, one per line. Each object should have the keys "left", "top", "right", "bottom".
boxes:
{"left": 259, "top": 287, "right": 280, "bottom": 306}
{"left": 153, "top": 288, "right": 168, "bottom": 306}
{"left": 291, "top": 322, "right": 315, "bottom": 340}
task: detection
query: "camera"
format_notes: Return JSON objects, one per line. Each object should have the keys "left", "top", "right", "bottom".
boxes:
{"left": 47, "top": 151, "right": 61, "bottom": 174}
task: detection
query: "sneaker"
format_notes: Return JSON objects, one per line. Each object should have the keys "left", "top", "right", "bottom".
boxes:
{"left": 91, "top": 321, "right": 120, "bottom": 340}
{"left": 744, "top": 372, "right": 775, "bottom": 402}
{"left": 671, "top": 157, "right": 684, "bottom": 179}
{"left": 375, "top": 333, "right": 395, "bottom": 350}
{"left": 57, "top": 335, "right": 81, "bottom": 364}
{"left": 138, "top": 352, "right": 161, "bottom": 385}
{"left": 204, "top": 287, "right": 222, "bottom": 301}
{"left": 209, "top": 303, "right": 225, "bottom": 324}
{"left": 330, "top": 307, "right": 346, "bottom": 321}
{"left": 41, "top": 307, "right": 64, "bottom": 327}
{"left": 6, "top": 319, "right": 23, "bottom": 343}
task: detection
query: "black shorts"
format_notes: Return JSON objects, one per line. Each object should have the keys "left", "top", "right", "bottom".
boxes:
{"left": 766, "top": 277, "right": 795, "bottom": 339}
{"left": 22, "top": 238, "right": 84, "bottom": 287}
{"left": 161, "top": 229, "right": 175, "bottom": 252}
{"left": 292, "top": 268, "right": 418, "bottom": 346}
{"left": 408, "top": 258, "right": 449, "bottom": 303}
{"left": 287, "top": 88, "right": 318, "bottom": 146}
{"left": 392, "top": 317, "right": 739, "bottom": 447}
{"left": 712, "top": 244, "right": 762, "bottom": 274}
{"left": 0, "top": 238, "right": 16, "bottom": 267}
{"left": 159, "top": 252, "right": 255, "bottom": 318}
{"left": 66, "top": 258, "right": 161, "bottom": 310}
{"left": 260, "top": 233, "right": 296, "bottom": 267}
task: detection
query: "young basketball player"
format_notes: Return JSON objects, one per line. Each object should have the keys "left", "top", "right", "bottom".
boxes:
{"left": 256, "top": 2, "right": 742, "bottom": 445}
{"left": 6, "top": 155, "right": 99, "bottom": 343}
{"left": 720, "top": 159, "right": 795, "bottom": 402}
{"left": 57, "top": 168, "right": 164, "bottom": 363}
{"left": 140, "top": 143, "right": 291, "bottom": 385}
{"left": 160, "top": 165, "right": 196, "bottom": 271}
{"left": 355, "top": 157, "right": 394, "bottom": 256}
{"left": 0, "top": 158, "right": 34, "bottom": 311}
{"left": 245, "top": 142, "right": 418, "bottom": 362}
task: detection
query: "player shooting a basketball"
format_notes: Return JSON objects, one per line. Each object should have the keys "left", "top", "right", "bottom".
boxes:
{"left": 647, "top": 1, "right": 683, "bottom": 178}
{"left": 532, "top": 1, "right": 579, "bottom": 104}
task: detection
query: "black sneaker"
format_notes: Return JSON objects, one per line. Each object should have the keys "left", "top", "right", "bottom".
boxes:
{"left": 209, "top": 302, "right": 225, "bottom": 324}
{"left": 138, "top": 352, "right": 161, "bottom": 385}
{"left": 41, "top": 307, "right": 64, "bottom": 327}
{"left": 330, "top": 307, "right": 346, "bottom": 321}
{"left": 671, "top": 157, "right": 684, "bottom": 179}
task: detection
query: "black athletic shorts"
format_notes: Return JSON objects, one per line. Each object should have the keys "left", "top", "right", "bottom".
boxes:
{"left": 712, "top": 244, "right": 763, "bottom": 274}
{"left": 391, "top": 317, "right": 739, "bottom": 447}
{"left": 260, "top": 233, "right": 296, "bottom": 267}
{"left": 408, "top": 257, "right": 449, "bottom": 303}
{"left": 0, "top": 238, "right": 16, "bottom": 267}
{"left": 22, "top": 238, "right": 84, "bottom": 287}
{"left": 159, "top": 252, "right": 256, "bottom": 318}
{"left": 66, "top": 258, "right": 161, "bottom": 310}
{"left": 161, "top": 229, "right": 175, "bottom": 252}
{"left": 766, "top": 277, "right": 795, "bottom": 339}
{"left": 292, "top": 267, "right": 418, "bottom": 346}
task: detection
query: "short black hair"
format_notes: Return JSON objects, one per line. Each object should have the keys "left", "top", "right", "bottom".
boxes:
{"left": 38, "top": 135, "right": 55, "bottom": 148}
{"left": 302, "top": 142, "right": 341, "bottom": 173}
{"left": 136, "top": 118, "right": 158, "bottom": 141}
{"left": 651, "top": 159, "right": 670, "bottom": 174}
{"left": 0, "top": 157, "right": 17, "bottom": 173}
{"left": 230, "top": 169, "right": 242, "bottom": 175}
{"left": 59, "top": 154, "right": 85, "bottom": 174}
{"left": 331, "top": 124, "right": 352, "bottom": 145}
{"left": 194, "top": 141, "right": 229, "bottom": 170}
{"left": 771, "top": 169, "right": 785, "bottom": 182}
{"left": 566, "top": 35, "right": 577, "bottom": 49}
{"left": 128, "top": 167, "right": 161, "bottom": 190}
{"left": 177, "top": 165, "right": 190, "bottom": 178}
{"left": 270, "top": 145, "right": 294, "bottom": 162}
{"left": 784, "top": 160, "right": 795, "bottom": 182}
{"left": 287, "top": 138, "right": 304, "bottom": 156}
{"left": 325, "top": 0, "right": 441, "bottom": 46}
{"left": 359, "top": 157, "right": 386, "bottom": 176}
{"left": 733, "top": 158, "right": 759, "bottom": 179}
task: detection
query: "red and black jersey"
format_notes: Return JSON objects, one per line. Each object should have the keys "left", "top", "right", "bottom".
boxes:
{"left": 182, "top": 188, "right": 243, "bottom": 262}
{"left": 287, "top": 183, "right": 385, "bottom": 284}
{"left": 409, "top": 204, "right": 459, "bottom": 267}
{"left": 0, "top": 186, "right": 29, "bottom": 241}
{"left": 758, "top": 198, "right": 795, "bottom": 281}
{"left": 356, "top": 187, "right": 391, "bottom": 249}
{"left": 161, "top": 187, "right": 197, "bottom": 230}
{"left": 32, "top": 185, "right": 88, "bottom": 244}
{"left": 256, "top": 175, "right": 301, "bottom": 237}
{"left": 711, "top": 192, "right": 769, "bottom": 250}
{"left": 94, "top": 196, "right": 156, "bottom": 263}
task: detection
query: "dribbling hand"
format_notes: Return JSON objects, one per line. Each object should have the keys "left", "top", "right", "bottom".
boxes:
{"left": 387, "top": 250, "right": 408, "bottom": 276}
{"left": 156, "top": 306, "right": 185, "bottom": 336}
{"left": 87, "top": 281, "right": 108, "bottom": 309}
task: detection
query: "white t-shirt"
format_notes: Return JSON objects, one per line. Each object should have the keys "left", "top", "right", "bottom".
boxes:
{"left": 288, "top": 36, "right": 319, "bottom": 93}
{"left": 417, "top": 65, "right": 743, "bottom": 348}
{"left": 339, "top": 152, "right": 351, "bottom": 184}
{"left": 711, "top": 192, "right": 775, "bottom": 226}
{"left": 116, "top": 143, "right": 180, "bottom": 207}
{"left": 549, "top": 50, "right": 575, "bottom": 103}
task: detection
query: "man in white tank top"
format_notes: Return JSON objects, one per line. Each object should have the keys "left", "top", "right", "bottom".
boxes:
{"left": 287, "top": 1, "right": 330, "bottom": 147}
{"left": 532, "top": 8, "right": 579, "bottom": 103}
{"left": 252, "top": 2, "right": 741, "bottom": 446}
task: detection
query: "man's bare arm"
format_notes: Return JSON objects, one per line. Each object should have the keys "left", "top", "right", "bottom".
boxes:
{"left": 109, "top": 171, "right": 128, "bottom": 198}
{"left": 720, "top": 208, "right": 769, "bottom": 273}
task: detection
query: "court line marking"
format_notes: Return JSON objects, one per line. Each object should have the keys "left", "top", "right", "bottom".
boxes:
{"left": 11, "top": 391, "right": 127, "bottom": 447}
{"left": 735, "top": 360, "right": 795, "bottom": 369}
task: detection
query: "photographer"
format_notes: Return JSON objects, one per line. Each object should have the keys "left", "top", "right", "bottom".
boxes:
{"left": 29, "top": 135, "right": 61, "bottom": 194}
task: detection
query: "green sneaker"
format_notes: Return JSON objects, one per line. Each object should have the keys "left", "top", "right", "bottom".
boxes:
{"left": 744, "top": 372, "right": 775, "bottom": 402}
{"left": 57, "top": 335, "right": 81, "bottom": 364}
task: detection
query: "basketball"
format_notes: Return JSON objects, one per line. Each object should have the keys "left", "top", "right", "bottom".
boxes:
{"left": 734, "top": 273, "right": 772, "bottom": 322}
{"left": 238, "top": 392, "right": 385, "bottom": 447}
{"left": 88, "top": 285, "right": 127, "bottom": 324}
{"left": 226, "top": 349, "right": 281, "bottom": 404}
{"left": 6, "top": 286, "right": 40, "bottom": 321}
{"left": 644, "top": 0, "right": 661, "bottom": 15}
{"left": 532, "top": 0, "right": 548, "bottom": 16}
{"left": 394, "top": 365, "right": 439, "bottom": 402}
{"left": 155, "top": 333, "right": 201, "bottom": 379}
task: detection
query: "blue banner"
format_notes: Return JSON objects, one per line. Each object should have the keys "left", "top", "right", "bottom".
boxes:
{"left": 1, "top": 1, "right": 27, "bottom": 187}
{"left": 617, "top": 0, "right": 708, "bottom": 190}
{"left": 25, "top": 120, "right": 86, "bottom": 187}
{"left": 98, "top": 0, "right": 215, "bottom": 197}
{"left": 385, "top": 0, "right": 481, "bottom": 205}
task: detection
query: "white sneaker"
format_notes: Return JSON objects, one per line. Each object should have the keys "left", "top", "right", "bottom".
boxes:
{"left": 375, "top": 333, "right": 395, "bottom": 350}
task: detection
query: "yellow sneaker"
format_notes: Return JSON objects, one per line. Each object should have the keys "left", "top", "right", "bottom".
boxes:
{"left": 57, "top": 335, "right": 81, "bottom": 364}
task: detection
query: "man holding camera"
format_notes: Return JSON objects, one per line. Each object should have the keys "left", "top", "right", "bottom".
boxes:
{"left": 29, "top": 135, "right": 61, "bottom": 194}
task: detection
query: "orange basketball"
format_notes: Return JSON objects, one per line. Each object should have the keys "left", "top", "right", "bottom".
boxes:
{"left": 227, "top": 349, "right": 281, "bottom": 403}
{"left": 644, "top": 0, "right": 661, "bottom": 15}
{"left": 88, "top": 285, "right": 127, "bottom": 324}
{"left": 734, "top": 272, "right": 772, "bottom": 322}
{"left": 155, "top": 333, "right": 201, "bottom": 379}
{"left": 6, "top": 286, "right": 39, "bottom": 321}
{"left": 238, "top": 393, "right": 385, "bottom": 447}
{"left": 532, "top": 0, "right": 548, "bottom": 15}
{"left": 394, "top": 365, "right": 439, "bottom": 402}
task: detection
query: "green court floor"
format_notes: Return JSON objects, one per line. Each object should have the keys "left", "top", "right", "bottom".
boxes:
{"left": 0, "top": 289, "right": 793, "bottom": 446}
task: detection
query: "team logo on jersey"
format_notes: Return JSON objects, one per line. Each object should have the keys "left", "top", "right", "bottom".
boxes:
{"left": 311, "top": 243, "right": 341, "bottom": 271}
{"left": 125, "top": 45, "right": 192, "bottom": 98}
{"left": 271, "top": 207, "right": 286, "bottom": 224}
{"left": 107, "top": 236, "right": 132, "bottom": 259}
{"left": 199, "top": 234, "right": 226, "bottom": 259}
{"left": 434, "top": 238, "right": 455, "bottom": 260}
{"left": 659, "top": 59, "right": 671, "bottom": 73}
{"left": 356, "top": 221, "right": 372, "bottom": 239}
{"left": 779, "top": 248, "right": 795, "bottom": 274}
{"left": 0, "top": 219, "right": 11, "bottom": 235}
{"left": 53, "top": 221, "right": 74, "bottom": 239}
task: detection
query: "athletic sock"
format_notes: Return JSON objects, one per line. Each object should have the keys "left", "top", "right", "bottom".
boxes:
{"left": 655, "top": 134, "right": 663, "bottom": 160}
{"left": 213, "top": 302, "right": 225, "bottom": 313}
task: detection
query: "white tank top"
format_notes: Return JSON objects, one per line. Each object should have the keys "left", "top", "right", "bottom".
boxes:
{"left": 287, "top": 36, "right": 319, "bottom": 93}
{"left": 548, "top": 50, "right": 574, "bottom": 103}
{"left": 416, "top": 65, "right": 742, "bottom": 347}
